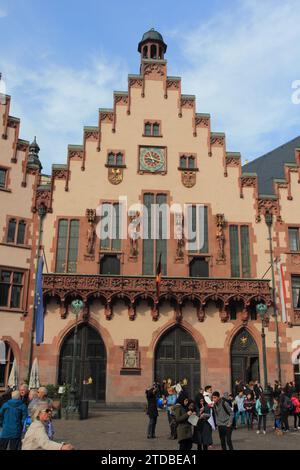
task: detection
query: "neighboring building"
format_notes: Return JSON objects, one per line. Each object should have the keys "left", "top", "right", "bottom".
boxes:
{"left": 0, "top": 94, "right": 42, "bottom": 389}
{"left": 1, "top": 30, "right": 300, "bottom": 403}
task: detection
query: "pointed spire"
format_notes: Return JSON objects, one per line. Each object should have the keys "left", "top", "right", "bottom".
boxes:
{"left": 27, "top": 136, "right": 42, "bottom": 171}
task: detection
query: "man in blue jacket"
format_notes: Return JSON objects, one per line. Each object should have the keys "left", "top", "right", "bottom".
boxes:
{"left": 0, "top": 390, "right": 27, "bottom": 450}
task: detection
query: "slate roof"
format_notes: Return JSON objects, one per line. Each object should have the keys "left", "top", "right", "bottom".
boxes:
{"left": 242, "top": 136, "right": 300, "bottom": 196}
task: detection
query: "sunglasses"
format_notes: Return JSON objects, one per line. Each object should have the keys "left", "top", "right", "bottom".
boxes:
{"left": 41, "top": 409, "right": 52, "bottom": 413}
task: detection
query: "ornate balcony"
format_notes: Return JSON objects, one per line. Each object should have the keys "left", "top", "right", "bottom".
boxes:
{"left": 43, "top": 274, "right": 272, "bottom": 322}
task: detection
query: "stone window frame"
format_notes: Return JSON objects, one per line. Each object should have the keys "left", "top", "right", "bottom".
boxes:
{"left": 143, "top": 120, "right": 162, "bottom": 138}
{"left": 4, "top": 216, "right": 30, "bottom": 247}
{"left": 178, "top": 153, "right": 198, "bottom": 171}
{"left": 0, "top": 166, "right": 11, "bottom": 193}
{"left": 105, "top": 150, "right": 126, "bottom": 168}
{"left": 0, "top": 266, "right": 28, "bottom": 312}
{"left": 55, "top": 218, "right": 80, "bottom": 273}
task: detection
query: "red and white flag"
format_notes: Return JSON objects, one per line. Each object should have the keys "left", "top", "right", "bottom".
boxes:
{"left": 275, "top": 258, "right": 287, "bottom": 323}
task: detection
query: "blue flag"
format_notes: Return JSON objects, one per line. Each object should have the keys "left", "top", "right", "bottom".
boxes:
{"left": 35, "top": 257, "right": 44, "bottom": 345}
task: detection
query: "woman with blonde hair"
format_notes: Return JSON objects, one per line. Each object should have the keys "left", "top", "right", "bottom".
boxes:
{"left": 22, "top": 404, "right": 74, "bottom": 450}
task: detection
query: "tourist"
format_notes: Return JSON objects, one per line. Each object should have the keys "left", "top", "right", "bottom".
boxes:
{"left": 193, "top": 394, "right": 213, "bottom": 450}
{"left": 145, "top": 384, "right": 158, "bottom": 439}
{"left": 280, "top": 389, "right": 291, "bottom": 432}
{"left": 291, "top": 393, "right": 300, "bottom": 430}
{"left": 273, "top": 398, "right": 282, "bottom": 435}
{"left": 28, "top": 389, "right": 39, "bottom": 414}
{"left": 22, "top": 404, "right": 74, "bottom": 450}
{"left": 19, "top": 384, "right": 29, "bottom": 406}
{"left": 254, "top": 381, "right": 263, "bottom": 399}
{"left": 37, "top": 387, "right": 53, "bottom": 407}
{"left": 166, "top": 387, "right": 177, "bottom": 439}
{"left": 256, "top": 393, "right": 270, "bottom": 434}
{"left": 174, "top": 396, "right": 195, "bottom": 451}
{"left": 203, "top": 385, "right": 213, "bottom": 407}
{"left": 235, "top": 391, "right": 246, "bottom": 427}
{"left": 0, "top": 390, "right": 27, "bottom": 450}
{"left": 244, "top": 393, "right": 256, "bottom": 430}
{"left": 212, "top": 391, "right": 234, "bottom": 450}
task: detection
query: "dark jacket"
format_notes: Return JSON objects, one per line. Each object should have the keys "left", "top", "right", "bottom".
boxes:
{"left": 0, "top": 398, "right": 27, "bottom": 439}
{"left": 174, "top": 403, "right": 193, "bottom": 442}
{"left": 146, "top": 389, "right": 158, "bottom": 418}
{"left": 193, "top": 403, "right": 213, "bottom": 446}
{"left": 214, "top": 399, "right": 234, "bottom": 427}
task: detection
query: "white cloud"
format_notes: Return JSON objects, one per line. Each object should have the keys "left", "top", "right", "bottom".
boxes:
{"left": 1, "top": 55, "right": 128, "bottom": 172}
{"left": 174, "top": 0, "right": 300, "bottom": 162}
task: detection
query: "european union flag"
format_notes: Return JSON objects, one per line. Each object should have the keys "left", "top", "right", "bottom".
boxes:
{"left": 35, "top": 256, "right": 44, "bottom": 345}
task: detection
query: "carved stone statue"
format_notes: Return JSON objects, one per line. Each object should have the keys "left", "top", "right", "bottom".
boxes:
{"left": 216, "top": 213, "right": 226, "bottom": 263}
{"left": 129, "top": 212, "right": 140, "bottom": 258}
{"left": 174, "top": 212, "right": 184, "bottom": 259}
{"left": 85, "top": 209, "right": 96, "bottom": 258}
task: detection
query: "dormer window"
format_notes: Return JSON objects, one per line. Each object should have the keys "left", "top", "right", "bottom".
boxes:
{"left": 106, "top": 151, "right": 125, "bottom": 167}
{"left": 143, "top": 121, "right": 161, "bottom": 137}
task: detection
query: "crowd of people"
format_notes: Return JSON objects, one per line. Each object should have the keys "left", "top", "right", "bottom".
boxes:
{"left": 0, "top": 384, "right": 74, "bottom": 450}
{"left": 145, "top": 378, "right": 300, "bottom": 450}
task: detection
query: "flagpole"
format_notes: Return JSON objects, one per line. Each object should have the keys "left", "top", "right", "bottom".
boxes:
{"left": 28, "top": 204, "right": 47, "bottom": 381}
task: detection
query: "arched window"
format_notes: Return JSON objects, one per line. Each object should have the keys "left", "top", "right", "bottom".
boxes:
{"left": 180, "top": 156, "right": 187, "bottom": 169}
{"left": 7, "top": 219, "right": 16, "bottom": 243}
{"left": 153, "top": 123, "right": 160, "bottom": 136}
{"left": 150, "top": 44, "right": 157, "bottom": 59}
{"left": 143, "top": 46, "right": 148, "bottom": 58}
{"left": 188, "top": 157, "right": 195, "bottom": 169}
{"left": 144, "top": 123, "right": 152, "bottom": 136}
{"left": 0, "top": 342, "right": 14, "bottom": 388}
{"left": 116, "top": 153, "right": 123, "bottom": 166}
{"left": 17, "top": 220, "right": 26, "bottom": 245}
{"left": 107, "top": 152, "right": 115, "bottom": 166}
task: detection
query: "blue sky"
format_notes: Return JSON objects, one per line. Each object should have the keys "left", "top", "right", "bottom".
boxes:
{"left": 1, "top": 0, "right": 300, "bottom": 173}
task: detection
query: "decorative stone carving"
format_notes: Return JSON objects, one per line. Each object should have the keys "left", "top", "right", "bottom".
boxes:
{"left": 122, "top": 339, "right": 140, "bottom": 371}
{"left": 33, "top": 190, "right": 51, "bottom": 213}
{"left": 84, "top": 131, "right": 99, "bottom": 141}
{"left": 241, "top": 177, "right": 257, "bottom": 188}
{"left": 99, "top": 112, "right": 114, "bottom": 123}
{"left": 181, "top": 171, "right": 196, "bottom": 188}
{"left": 53, "top": 169, "right": 67, "bottom": 180}
{"left": 226, "top": 157, "right": 240, "bottom": 167}
{"left": 181, "top": 98, "right": 194, "bottom": 109}
{"left": 143, "top": 62, "right": 166, "bottom": 77}
{"left": 108, "top": 167, "right": 123, "bottom": 185}
{"left": 216, "top": 214, "right": 226, "bottom": 264}
{"left": 129, "top": 78, "right": 143, "bottom": 88}
{"left": 211, "top": 136, "right": 225, "bottom": 146}
{"left": 166, "top": 80, "right": 180, "bottom": 90}
{"left": 85, "top": 209, "right": 96, "bottom": 260}
{"left": 197, "top": 305, "right": 205, "bottom": 322}
{"left": 257, "top": 198, "right": 281, "bottom": 223}
{"left": 195, "top": 116, "right": 209, "bottom": 128}
{"left": 115, "top": 95, "right": 128, "bottom": 105}
{"left": 174, "top": 212, "right": 184, "bottom": 260}
{"left": 128, "top": 212, "right": 140, "bottom": 258}
{"left": 68, "top": 150, "right": 84, "bottom": 159}
{"left": 43, "top": 274, "right": 272, "bottom": 322}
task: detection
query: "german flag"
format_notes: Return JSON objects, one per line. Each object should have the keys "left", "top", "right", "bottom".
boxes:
{"left": 156, "top": 253, "right": 162, "bottom": 298}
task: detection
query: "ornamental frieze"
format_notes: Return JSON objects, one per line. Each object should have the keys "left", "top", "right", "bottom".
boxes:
{"left": 166, "top": 80, "right": 180, "bottom": 90}
{"left": 43, "top": 274, "right": 272, "bottom": 322}
{"left": 226, "top": 157, "right": 240, "bottom": 167}
{"left": 68, "top": 150, "right": 84, "bottom": 159}
{"left": 129, "top": 78, "right": 143, "bottom": 88}
{"left": 256, "top": 198, "right": 281, "bottom": 222}
{"left": 53, "top": 169, "right": 67, "bottom": 180}
{"left": 99, "top": 112, "right": 114, "bottom": 123}
{"left": 17, "top": 141, "right": 29, "bottom": 152}
{"left": 181, "top": 98, "right": 194, "bottom": 109}
{"left": 84, "top": 131, "right": 99, "bottom": 141}
{"left": 143, "top": 62, "right": 166, "bottom": 77}
{"left": 7, "top": 118, "right": 19, "bottom": 129}
{"left": 115, "top": 95, "right": 128, "bottom": 105}
{"left": 241, "top": 177, "right": 257, "bottom": 188}
{"left": 211, "top": 136, "right": 225, "bottom": 146}
{"left": 195, "top": 116, "right": 210, "bottom": 128}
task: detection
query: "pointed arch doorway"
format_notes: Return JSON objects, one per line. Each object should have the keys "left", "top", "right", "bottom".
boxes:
{"left": 154, "top": 326, "right": 200, "bottom": 398}
{"left": 231, "top": 328, "right": 260, "bottom": 391}
{"left": 58, "top": 324, "right": 107, "bottom": 401}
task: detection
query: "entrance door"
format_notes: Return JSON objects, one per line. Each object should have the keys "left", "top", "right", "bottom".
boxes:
{"left": 231, "top": 328, "right": 259, "bottom": 391}
{"left": 155, "top": 327, "right": 200, "bottom": 399}
{"left": 58, "top": 324, "right": 107, "bottom": 401}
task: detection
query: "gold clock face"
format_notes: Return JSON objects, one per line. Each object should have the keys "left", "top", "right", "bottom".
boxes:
{"left": 139, "top": 147, "right": 166, "bottom": 173}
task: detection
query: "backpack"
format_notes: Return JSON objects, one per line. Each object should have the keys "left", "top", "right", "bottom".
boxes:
{"left": 260, "top": 402, "right": 269, "bottom": 415}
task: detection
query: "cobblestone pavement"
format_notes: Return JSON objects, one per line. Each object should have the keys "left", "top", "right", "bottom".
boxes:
{"left": 53, "top": 410, "right": 300, "bottom": 450}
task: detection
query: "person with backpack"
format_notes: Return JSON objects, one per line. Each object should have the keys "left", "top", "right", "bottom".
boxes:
{"left": 165, "top": 387, "right": 177, "bottom": 439}
{"left": 280, "top": 389, "right": 291, "bottom": 432}
{"left": 0, "top": 390, "right": 27, "bottom": 450}
{"left": 173, "top": 396, "right": 195, "bottom": 450}
{"left": 273, "top": 398, "right": 282, "bottom": 435}
{"left": 256, "top": 393, "right": 270, "bottom": 434}
{"left": 244, "top": 393, "right": 256, "bottom": 430}
{"left": 212, "top": 391, "right": 234, "bottom": 450}
{"left": 291, "top": 393, "right": 300, "bottom": 430}
{"left": 234, "top": 391, "right": 246, "bottom": 427}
